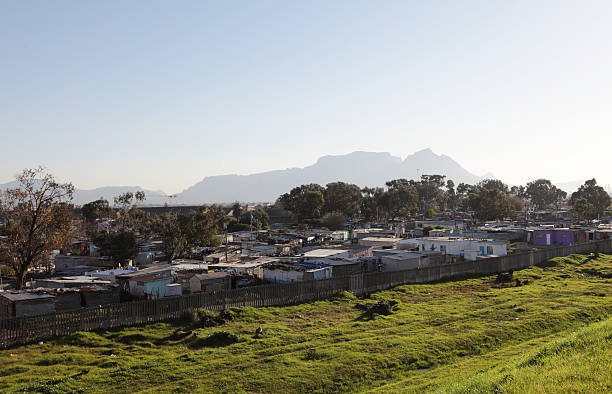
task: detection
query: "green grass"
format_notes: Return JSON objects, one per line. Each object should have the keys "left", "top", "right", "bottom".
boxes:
{"left": 0, "top": 253, "right": 611, "bottom": 393}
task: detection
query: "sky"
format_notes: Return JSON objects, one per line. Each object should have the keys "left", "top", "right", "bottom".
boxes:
{"left": 1, "top": 1, "right": 611, "bottom": 194}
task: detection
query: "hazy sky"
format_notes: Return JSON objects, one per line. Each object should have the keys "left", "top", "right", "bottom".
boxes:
{"left": 1, "top": 1, "right": 611, "bottom": 193}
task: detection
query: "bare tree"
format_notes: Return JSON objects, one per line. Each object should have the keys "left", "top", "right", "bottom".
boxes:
{"left": 0, "top": 167, "right": 74, "bottom": 289}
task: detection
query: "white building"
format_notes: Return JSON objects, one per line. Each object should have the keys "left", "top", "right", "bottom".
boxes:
{"left": 403, "top": 237, "right": 507, "bottom": 261}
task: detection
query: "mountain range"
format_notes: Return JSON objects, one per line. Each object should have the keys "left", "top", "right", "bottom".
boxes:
{"left": 176, "top": 149, "right": 486, "bottom": 204}
{"left": 0, "top": 149, "right": 591, "bottom": 205}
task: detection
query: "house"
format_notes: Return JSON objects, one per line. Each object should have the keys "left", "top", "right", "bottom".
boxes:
{"left": 79, "top": 285, "right": 121, "bottom": 306}
{"left": 358, "top": 237, "right": 400, "bottom": 248}
{"left": 322, "top": 259, "right": 363, "bottom": 277}
{"left": 189, "top": 272, "right": 231, "bottom": 294}
{"left": 209, "top": 257, "right": 277, "bottom": 275}
{"left": 530, "top": 229, "right": 575, "bottom": 246}
{"left": 302, "top": 249, "right": 349, "bottom": 260}
{"left": 0, "top": 291, "right": 55, "bottom": 318}
{"left": 259, "top": 262, "right": 332, "bottom": 283}
{"left": 128, "top": 274, "right": 172, "bottom": 299}
{"left": 165, "top": 283, "right": 183, "bottom": 297}
{"left": 34, "top": 276, "right": 112, "bottom": 289}
{"left": 372, "top": 250, "right": 445, "bottom": 271}
{"left": 115, "top": 265, "right": 174, "bottom": 292}
{"left": 90, "top": 269, "right": 135, "bottom": 283}
{"left": 329, "top": 231, "right": 349, "bottom": 241}
{"left": 53, "top": 255, "right": 111, "bottom": 275}
{"left": 405, "top": 237, "right": 508, "bottom": 261}
{"left": 50, "top": 288, "right": 83, "bottom": 311}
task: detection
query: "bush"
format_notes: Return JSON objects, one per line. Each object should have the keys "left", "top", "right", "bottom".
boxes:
{"left": 424, "top": 208, "right": 437, "bottom": 218}
{"left": 190, "top": 331, "right": 239, "bottom": 348}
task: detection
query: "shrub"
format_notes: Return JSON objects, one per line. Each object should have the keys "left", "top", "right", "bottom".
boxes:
{"left": 190, "top": 331, "right": 239, "bottom": 348}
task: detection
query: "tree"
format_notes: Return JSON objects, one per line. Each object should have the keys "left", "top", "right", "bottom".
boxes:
{"left": 278, "top": 184, "right": 326, "bottom": 222}
{"left": 242, "top": 207, "right": 269, "bottom": 230}
{"left": 0, "top": 167, "right": 74, "bottom": 289}
{"left": 524, "top": 179, "right": 567, "bottom": 210}
{"left": 445, "top": 180, "right": 457, "bottom": 211}
{"left": 424, "top": 208, "right": 437, "bottom": 218}
{"left": 360, "top": 187, "right": 386, "bottom": 221}
{"left": 385, "top": 179, "right": 418, "bottom": 219}
{"left": 322, "top": 211, "right": 346, "bottom": 231}
{"left": 467, "top": 180, "right": 514, "bottom": 220}
{"left": 113, "top": 191, "right": 148, "bottom": 232}
{"left": 508, "top": 195, "right": 526, "bottom": 212}
{"left": 81, "top": 199, "right": 113, "bottom": 222}
{"left": 456, "top": 182, "right": 473, "bottom": 211}
{"left": 570, "top": 179, "right": 611, "bottom": 220}
{"left": 155, "top": 206, "right": 225, "bottom": 262}
{"left": 324, "top": 182, "right": 362, "bottom": 218}
{"left": 231, "top": 202, "right": 243, "bottom": 219}
{"left": 413, "top": 175, "right": 446, "bottom": 212}
{"left": 93, "top": 230, "right": 138, "bottom": 264}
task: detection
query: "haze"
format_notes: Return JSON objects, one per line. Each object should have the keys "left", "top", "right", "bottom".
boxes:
{"left": 1, "top": 1, "right": 611, "bottom": 194}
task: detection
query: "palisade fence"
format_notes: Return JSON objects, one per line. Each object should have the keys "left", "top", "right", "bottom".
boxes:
{"left": 1, "top": 239, "right": 611, "bottom": 348}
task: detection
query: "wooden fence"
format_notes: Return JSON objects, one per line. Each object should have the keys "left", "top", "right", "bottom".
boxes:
{"left": 1, "top": 239, "right": 610, "bottom": 348}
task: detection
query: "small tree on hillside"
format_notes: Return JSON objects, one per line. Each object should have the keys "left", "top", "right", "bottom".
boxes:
{"left": 0, "top": 167, "right": 74, "bottom": 289}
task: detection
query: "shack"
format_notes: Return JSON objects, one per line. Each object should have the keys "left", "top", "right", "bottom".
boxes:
{"left": 0, "top": 291, "right": 55, "bottom": 318}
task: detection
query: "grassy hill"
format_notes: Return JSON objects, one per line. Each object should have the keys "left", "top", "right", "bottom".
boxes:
{"left": 1, "top": 254, "right": 611, "bottom": 393}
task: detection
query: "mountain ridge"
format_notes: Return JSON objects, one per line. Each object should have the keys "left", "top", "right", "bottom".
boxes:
{"left": 2, "top": 150, "right": 591, "bottom": 205}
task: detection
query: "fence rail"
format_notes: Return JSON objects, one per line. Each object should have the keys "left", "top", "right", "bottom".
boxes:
{"left": 1, "top": 239, "right": 610, "bottom": 348}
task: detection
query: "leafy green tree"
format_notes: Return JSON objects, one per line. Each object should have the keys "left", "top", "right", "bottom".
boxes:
{"left": 322, "top": 211, "right": 346, "bottom": 231}
{"left": 413, "top": 175, "right": 446, "bottom": 212}
{"left": 324, "top": 182, "right": 362, "bottom": 218}
{"left": 242, "top": 207, "right": 269, "bottom": 230}
{"left": 570, "top": 179, "right": 611, "bottom": 220}
{"left": 231, "top": 202, "right": 243, "bottom": 219}
{"left": 445, "top": 180, "right": 457, "bottom": 211}
{"left": 385, "top": 179, "right": 418, "bottom": 219}
{"left": 81, "top": 199, "right": 113, "bottom": 222}
{"left": 467, "top": 180, "right": 514, "bottom": 220}
{"left": 155, "top": 206, "right": 225, "bottom": 262}
{"left": 424, "top": 208, "right": 437, "bottom": 218}
{"left": 278, "top": 184, "right": 326, "bottom": 221}
{"left": 94, "top": 230, "right": 138, "bottom": 264}
{"left": 524, "top": 179, "right": 567, "bottom": 210}
{"left": 360, "top": 187, "right": 386, "bottom": 221}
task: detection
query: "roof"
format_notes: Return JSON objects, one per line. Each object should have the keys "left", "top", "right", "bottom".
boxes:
{"left": 91, "top": 269, "right": 134, "bottom": 276}
{"left": 360, "top": 237, "right": 399, "bottom": 242}
{"left": 211, "top": 257, "right": 277, "bottom": 269}
{"left": 192, "top": 272, "right": 230, "bottom": 280}
{"left": 416, "top": 237, "right": 507, "bottom": 244}
{"left": 36, "top": 276, "right": 111, "bottom": 285}
{"left": 129, "top": 274, "right": 171, "bottom": 283}
{"left": 302, "top": 249, "right": 349, "bottom": 258}
{"left": 116, "top": 265, "right": 173, "bottom": 279}
{"left": 0, "top": 291, "right": 55, "bottom": 302}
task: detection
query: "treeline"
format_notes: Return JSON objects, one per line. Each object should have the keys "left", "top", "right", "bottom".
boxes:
{"left": 82, "top": 198, "right": 272, "bottom": 264}
{"left": 277, "top": 176, "right": 611, "bottom": 223}
{"left": 0, "top": 168, "right": 269, "bottom": 289}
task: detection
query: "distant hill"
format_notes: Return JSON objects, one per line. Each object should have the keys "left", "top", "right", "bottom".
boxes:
{"left": 3, "top": 150, "right": 593, "bottom": 205}
{"left": 176, "top": 149, "right": 485, "bottom": 204}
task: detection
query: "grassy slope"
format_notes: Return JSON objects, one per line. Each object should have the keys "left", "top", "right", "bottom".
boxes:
{"left": 0, "top": 254, "right": 610, "bottom": 393}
